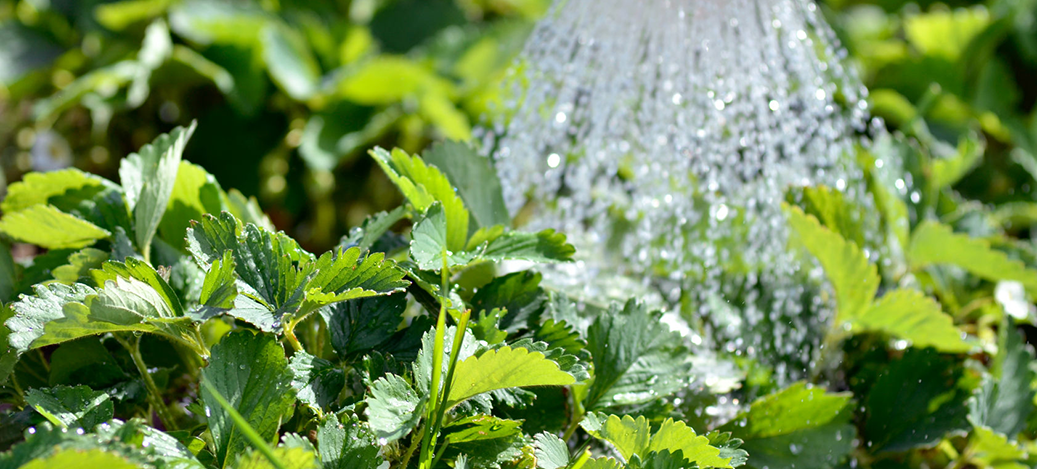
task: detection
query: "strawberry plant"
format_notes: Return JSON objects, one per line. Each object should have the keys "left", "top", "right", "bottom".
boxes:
{"left": 2, "top": 119, "right": 1037, "bottom": 469}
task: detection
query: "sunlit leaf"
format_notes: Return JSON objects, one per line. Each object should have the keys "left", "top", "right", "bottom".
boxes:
{"left": 201, "top": 331, "right": 295, "bottom": 468}
{"left": 908, "top": 221, "right": 1037, "bottom": 293}
{"left": 444, "top": 346, "right": 576, "bottom": 409}
{"left": 0, "top": 205, "right": 111, "bottom": 250}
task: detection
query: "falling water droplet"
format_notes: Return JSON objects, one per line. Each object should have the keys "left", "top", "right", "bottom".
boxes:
{"left": 488, "top": 0, "right": 894, "bottom": 382}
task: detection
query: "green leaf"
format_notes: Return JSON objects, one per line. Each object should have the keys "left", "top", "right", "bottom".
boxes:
{"left": 19, "top": 448, "right": 140, "bottom": 469}
{"left": 32, "top": 275, "right": 195, "bottom": 352}
{"left": 929, "top": 135, "right": 984, "bottom": 191}
{"left": 323, "top": 293, "right": 406, "bottom": 359}
{"left": 533, "top": 432, "right": 569, "bottom": 469}
{"left": 304, "top": 247, "right": 409, "bottom": 310}
{"left": 25, "top": 384, "right": 113, "bottom": 430}
{"left": 861, "top": 150, "right": 910, "bottom": 256}
{"left": 421, "top": 140, "right": 510, "bottom": 229}
{"left": 288, "top": 351, "right": 345, "bottom": 411}
{"left": 505, "top": 338, "right": 590, "bottom": 383}
{"left": 95, "top": 0, "right": 174, "bottom": 31}
{"left": 47, "top": 339, "right": 126, "bottom": 388}
{"left": 226, "top": 189, "right": 275, "bottom": 232}
{"left": 369, "top": 147, "right": 469, "bottom": 251}
{"left": 584, "top": 300, "right": 690, "bottom": 410}
{"left": 578, "top": 457, "right": 622, "bottom": 469}
{"left": 796, "top": 185, "right": 866, "bottom": 247}
{"left": 90, "top": 257, "right": 185, "bottom": 316}
{"left": 339, "top": 207, "right": 407, "bottom": 254}
{"left": 364, "top": 372, "right": 424, "bottom": 443}
{"left": 159, "top": 161, "right": 227, "bottom": 250}
{"left": 7, "top": 283, "right": 97, "bottom": 353}
{"left": 470, "top": 308, "right": 507, "bottom": 344}
{"left": 864, "top": 348, "right": 969, "bottom": 453}
{"left": 648, "top": 419, "right": 731, "bottom": 468}
{"left": 908, "top": 221, "right": 1037, "bottom": 293}
{"left": 0, "top": 419, "right": 199, "bottom": 469}
{"left": 187, "top": 212, "right": 406, "bottom": 330}
{"left": 261, "top": 24, "right": 320, "bottom": 100}
{"left": 968, "top": 321, "right": 1036, "bottom": 438}
{"left": 0, "top": 168, "right": 113, "bottom": 215}
{"left": 479, "top": 229, "right": 575, "bottom": 264}
{"left": 127, "top": 19, "right": 173, "bottom": 107}
{"left": 855, "top": 289, "right": 970, "bottom": 352}
{"left": 967, "top": 425, "right": 1028, "bottom": 467}
{"left": 187, "top": 211, "right": 312, "bottom": 325}
{"left": 904, "top": 7, "right": 991, "bottom": 60}
{"left": 581, "top": 414, "right": 728, "bottom": 468}
{"left": 418, "top": 92, "right": 471, "bottom": 140}
{"left": 783, "top": 204, "right": 878, "bottom": 325}
{"left": 705, "top": 432, "right": 748, "bottom": 468}
{"left": 443, "top": 415, "right": 523, "bottom": 444}
{"left": 0, "top": 306, "right": 18, "bottom": 384}
{"left": 316, "top": 414, "right": 384, "bottom": 469}
{"left": 414, "top": 326, "right": 480, "bottom": 397}
{"left": 727, "top": 382, "right": 851, "bottom": 438}
{"left": 444, "top": 345, "right": 575, "bottom": 409}
{"left": 234, "top": 447, "right": 317, "bottom": 469}
{"left": 168, "top": 1, "right": 270, "bottom": 46}
{"left": 338, "top": 57, "right": 453, "bottom": 105}
{"left": 51, "top": 248, "right": 109, "bottom": 284}
{"left": 120, "top": 123, "right": 196, "bottom": 255}
{"left": 470, "top": 270, "right": 545, "bottom": 333}
{"left": 199, "top": 250, "right": 238, "bottom": 310}
{"left": 720, "top": 382, "right": 852, "bottom": 469}
{"left": 0, "top": 205, "right": 111, "bottom": 250}
{"left": 443, "top": 432, "right": 529, "bottom": 468}
{"left": 409, "top": 202, "right": 476, "bottom": 270}
{"left": 201, "top": 331, "right": 296, "bottom": 469}
{"left": 33, "top": 61, "right": 138, "bottom": 120}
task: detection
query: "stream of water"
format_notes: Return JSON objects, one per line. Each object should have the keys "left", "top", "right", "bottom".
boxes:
{"left": 485, "top": 0, "right": 893, "bottom": 380}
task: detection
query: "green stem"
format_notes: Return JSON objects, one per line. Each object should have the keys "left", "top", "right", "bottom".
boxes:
{"left": 430, "top": 309, "right": 470, "bottom": 441}
{"left": 419, "top": 252, "right": 454, "bottom": 469}
{"left": 400, "top": 424, "right": 425, "bottom": 469}
{"left": 117, "top": 334, "right": 177, "bottom": 430}
{"left": 192, "top": 328, "right": 211, "bottom": 359}
{"left": 431, "top": 440, "right": 450, "bottom": 469}
{"left": 562, "top": 384, "right": 587, "bottom": 443}
{"left": 562, "top": 413, "right": 583, "bottom": 443}
{"left": 419, "top": 302, "right": 448, "bottom": 468}
{"left": 283, "top": 323, "right": 304, "bottom": 353}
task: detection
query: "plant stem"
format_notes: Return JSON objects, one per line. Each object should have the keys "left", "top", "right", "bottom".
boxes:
{"left": 283, "top": 321, "right": 304, "bottom": 353}
{"left": 562, "top": 414, "right": 583, "bottom": 443}
{"left": 116, "top": 334, "right": 177, "bottom": 430}
{"left": 431, "top": 441, "right": 450, "bottom": 468}
{"left": 419, "top": 252, "right": 454, "bottom": 469}
{"left": 430, "top": 309, "right": 470, "bottom": 442}
{"left": 562, "top": 387, "right": 587, "bottom": 443}
{"left": 400, "top": 425, "right": 424, "bottom": 469}
{"left": 419, "top": 300, "right": 448, "bottom": 468}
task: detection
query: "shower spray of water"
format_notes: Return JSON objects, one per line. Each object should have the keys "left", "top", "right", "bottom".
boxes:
{"left": 485, "top": 0, "right": 889, "bottom": 377}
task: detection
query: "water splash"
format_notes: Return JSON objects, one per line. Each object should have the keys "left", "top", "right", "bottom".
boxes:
{"left": 486, "top": 0, "right": 889, "bottom": 378}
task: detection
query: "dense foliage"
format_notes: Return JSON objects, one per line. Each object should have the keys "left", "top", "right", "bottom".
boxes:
{"left": 4, "top": 1, "right": 1037, "bottom": 469}
{"left": 0, "top": 0, "right": 539, "bottom": 249}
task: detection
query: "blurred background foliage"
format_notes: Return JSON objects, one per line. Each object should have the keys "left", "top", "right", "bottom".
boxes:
{"left": 1, "top": 0, "right": 1036, "bottom": 254}
{"left": 0, "top": 0, "right": 542, "bottom": 251}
